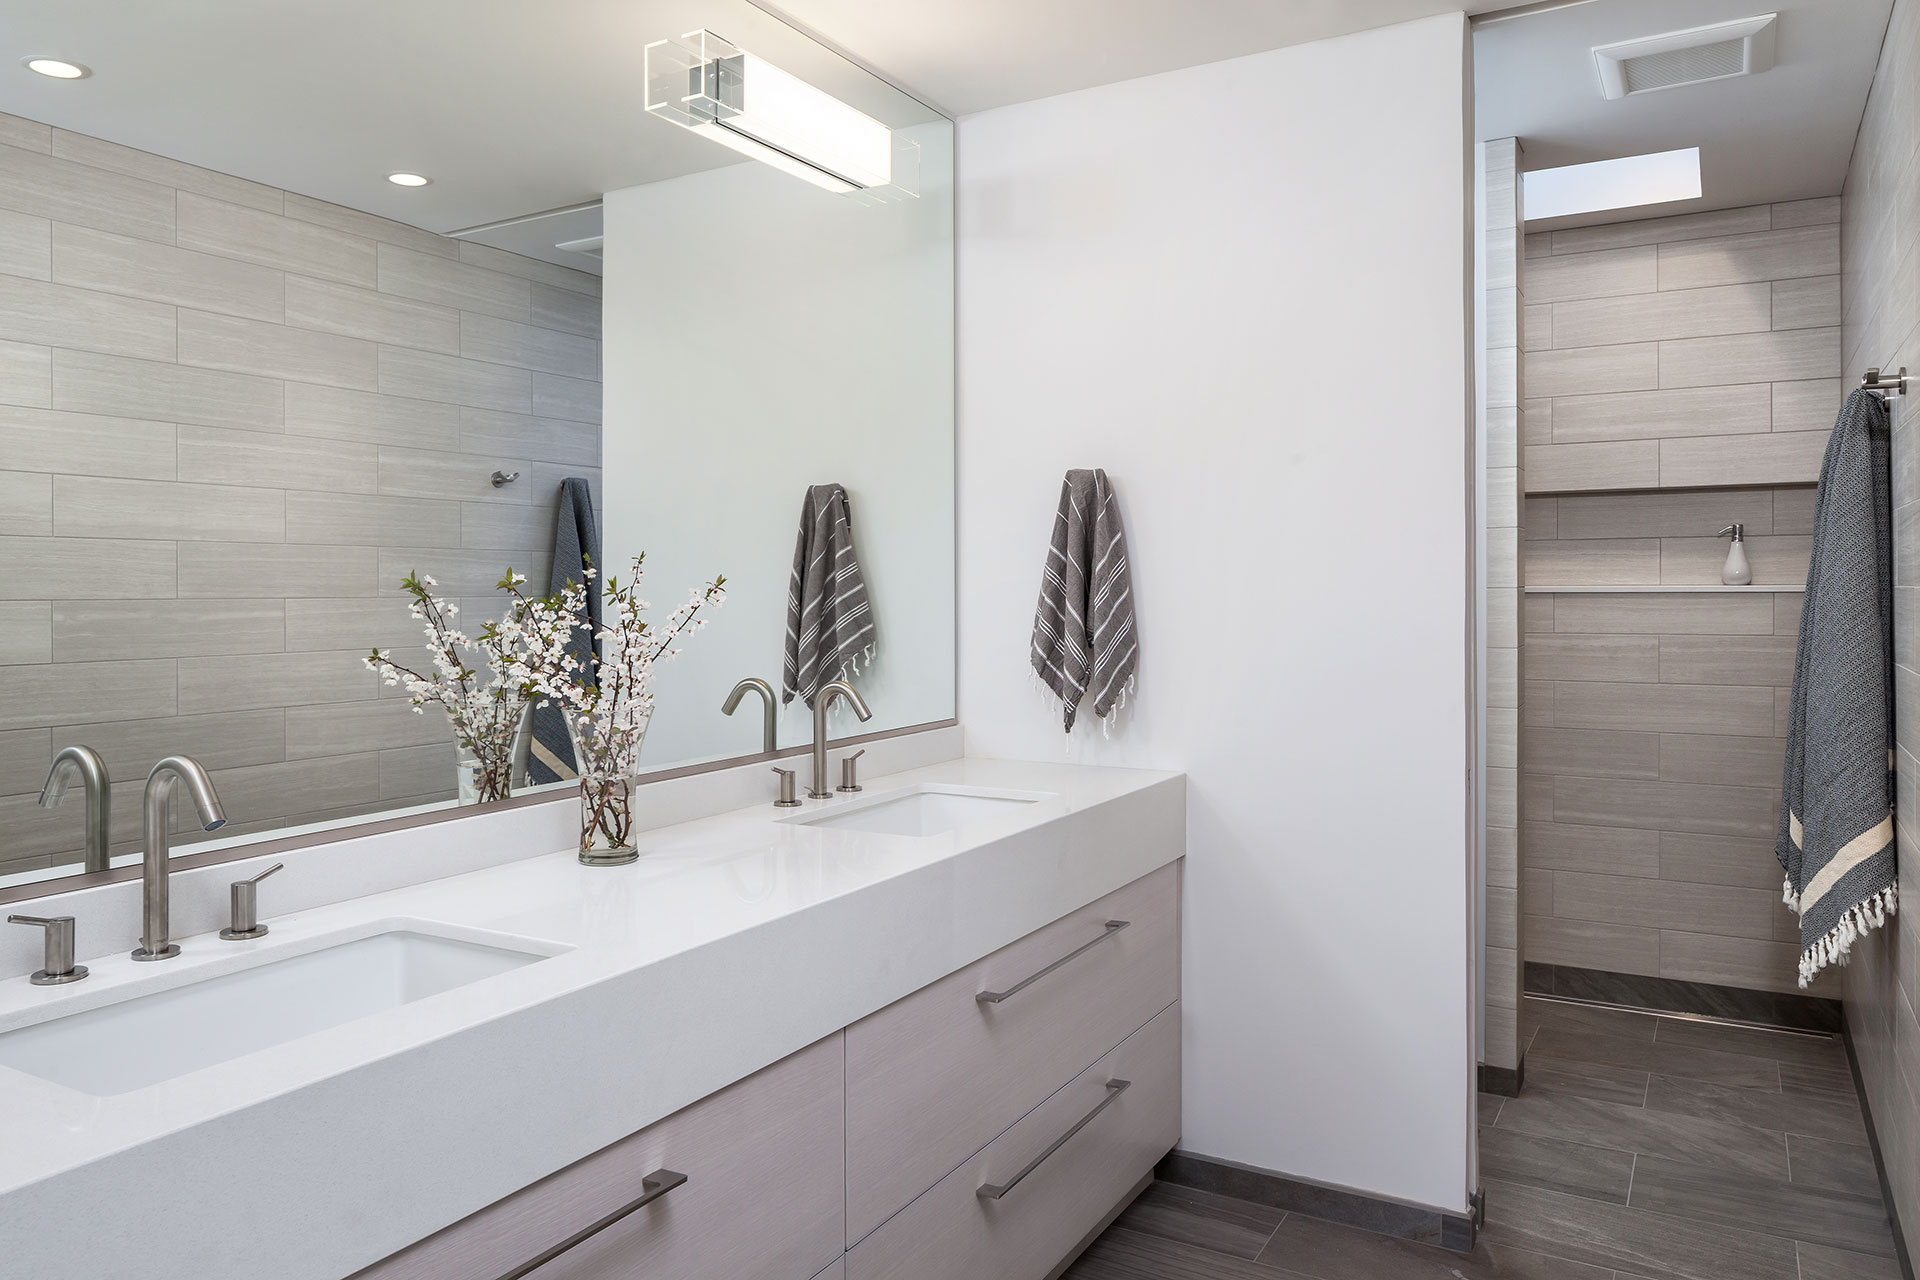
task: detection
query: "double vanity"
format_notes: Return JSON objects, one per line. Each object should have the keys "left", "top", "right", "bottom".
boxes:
{"left": 0, "top": 748, "right": 1185, "bottom": 1280}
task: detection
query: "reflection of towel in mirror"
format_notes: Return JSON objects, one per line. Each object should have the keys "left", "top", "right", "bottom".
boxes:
{"left": 783, "top": 483, "right": 875, "bottom": 708}
{"left": 1032, "top": 468, "right": 1137, "bottom": 733}
{"left": 528, "top": 478, "right": 601, "bottom": 783}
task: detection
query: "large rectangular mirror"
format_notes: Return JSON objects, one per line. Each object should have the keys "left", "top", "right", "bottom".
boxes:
{"left": 0, "top": 0, "right": 955, "bottom": 890}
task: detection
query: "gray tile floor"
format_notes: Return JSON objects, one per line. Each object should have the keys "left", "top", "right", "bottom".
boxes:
{"left": 1065, "top": 997, "right": 1903, "bottom": 1280}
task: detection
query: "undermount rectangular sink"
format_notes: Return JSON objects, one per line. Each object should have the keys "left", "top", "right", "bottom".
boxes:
{"left": 785, "top": 785, "right": 1046, "bottom": 838}
{"left": 0, "top": 928, "right": 551, "bottom": 1097}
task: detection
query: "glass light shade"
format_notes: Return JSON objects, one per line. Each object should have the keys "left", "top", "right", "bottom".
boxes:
{"left": 644, "top": 30, "right": 911, "bottom": 198}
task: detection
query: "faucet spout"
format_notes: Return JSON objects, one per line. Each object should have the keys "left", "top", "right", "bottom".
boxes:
{"left": 39, "top": 745, "right": 112, "bottom": 874}
{"left": 809, "top": 680, "right": 873, "bottom": 800}
{"left": 134, "top": 756, "right": 227, "bottom": 962}
{"left": 721, "top": 677, "right": 779, "bottom": 753}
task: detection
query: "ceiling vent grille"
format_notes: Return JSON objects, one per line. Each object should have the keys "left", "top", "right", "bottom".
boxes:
{"left": 1593, "top": 13, "right": 1778, "bottom": 100}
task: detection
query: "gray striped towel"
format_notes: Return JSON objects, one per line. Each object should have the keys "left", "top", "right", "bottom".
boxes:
{"left": 1776, "top": 387, "right": 1899, "bottom": 986}
{"left": 528, "top": 478, "right": 600, "bottom": 784}
{"left": 1032, "top": 468, "right": 1138, "bottom": 732}
{"left": 783, "top": 483, "right": 875, "bottom": 708}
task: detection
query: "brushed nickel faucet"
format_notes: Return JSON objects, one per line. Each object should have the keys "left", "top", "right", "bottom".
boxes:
{"left": 133, "top": 757, "right": 227, "bottom": 962}
{"left": 809, "top": 680, "right": 873, "bottom": 800}
{"left": 38, "top": 745, "right": 112, "bottom": 874}
{"left": 721, "top": 677, "right": 779, "bottom": 753}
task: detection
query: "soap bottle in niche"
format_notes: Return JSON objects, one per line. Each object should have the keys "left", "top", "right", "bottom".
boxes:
{"left": 1718, "top": 524, "right": 1751, "bottom": 585}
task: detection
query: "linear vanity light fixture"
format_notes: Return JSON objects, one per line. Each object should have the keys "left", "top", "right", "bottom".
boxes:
{"left": 644, "top": 30, "right": 917, "bottom": 199}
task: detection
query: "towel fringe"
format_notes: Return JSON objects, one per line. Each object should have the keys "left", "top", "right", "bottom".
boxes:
{"left": 1797, "top": 883, "right": 1899, "bottom": 987}
{"left": 1781, "top": 875, "right": 1801, "bottom": 913}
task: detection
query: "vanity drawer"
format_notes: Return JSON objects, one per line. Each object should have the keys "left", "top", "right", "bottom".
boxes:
{"left": 844, "top": 862, "right": 1179, "bottom": 1242}
{"left": 845, "top": 1002, "right": 1180, "bottom": 1280}
{"left": 357, "top": 1033, "right": 844, "bottom": 1280}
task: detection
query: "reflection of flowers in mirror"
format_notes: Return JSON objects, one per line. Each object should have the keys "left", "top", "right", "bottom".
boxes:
{"left": 365, "top": 572, "right": 531, "bottom": 805}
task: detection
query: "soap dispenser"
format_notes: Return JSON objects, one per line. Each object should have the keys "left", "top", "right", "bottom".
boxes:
{"left": 1718, "top": 524, "right": 1751, "bottom": 586}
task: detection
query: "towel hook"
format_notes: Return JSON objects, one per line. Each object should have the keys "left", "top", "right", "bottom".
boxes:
{"left": 1861, "top": 367, "right": 1907, "bottom": 398}
{"left": 490, "top": 470, "right": 520, "bottom": 488}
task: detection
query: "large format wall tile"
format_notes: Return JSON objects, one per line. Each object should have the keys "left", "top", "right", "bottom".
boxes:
{"left": 0, "top": 472, "right": 50, "bottom": 535}
{"left": 51, "top": 129, "right": 282, "bottom": 214}
{"left": 54, "top": 599, "right": 284, "bottom": 661}
{"left": 0, "top": 208, "right": 51, "bottom": 281}
{"left": 0, "top": 114, "right": 602, "bottom": 866}
{"left": 1552, "top": 283, "right": 1771, "bottom": 348}
{"left": 53, "top": 476, "right": 285, "bottom": 542}
{"left": 284, "top": 275, "right": 460, "bottom": 353}
{"left": 53, "top": 349, "right": 284, "bottom": 432}
{"left": 1659, "top": 328, "right": 1840, "bottom": 389}
{"left": 1554, "top": 681, "right": 1776, "bottom": 737}
{"left": 177, "top": 191, "right": 376, "bottom": 286}
{"left": 0, "top": 536, "right": 174, "bottom": 599}
{"left": 0, "top": 273, "right": 175, "bottom": 360}
{"left": 376, "top": 243, "right": 529, "bottom": 320}
{"left": 283, "top": 381, "right": 461, "bottom": 451}
{"left": 0, "top": 338, "right": 49, "bottom": 407}
{"left": 177, "top": 425, "right": 379, "bottom": 494}
{"left": 0, "top": 658, "right": 177, "bottom": 730}
{"left": 0, "top": 142, "right": 175, "bottom": 242}
{"left": 178, "top": 308, "right": 380, "bottom": 390}
{"left": 1657, "top": 225, "right": 1840, "bottom": 290}
{"left": 52, "top": 223, "right": 285, "bottom": 322}
{"left": 1524, "top": 203, "right": 1841, "bottom": 493}
{"left": 0, "top": 406, "right": 175, "bottom": 479}
{"left": 1841, "top": 1, "right": 1920, "bottom": 1254}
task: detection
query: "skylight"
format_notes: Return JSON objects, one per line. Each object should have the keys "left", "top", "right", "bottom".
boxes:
{"left": 1522, "top": 147, "right": 1702, "bottom": 221}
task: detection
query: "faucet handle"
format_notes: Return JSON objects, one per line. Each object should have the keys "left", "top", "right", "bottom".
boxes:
{"left": 8, "top": 914, "right": 87, "bottom": 986}
{"left": 837, "top": 748, "right": 866, "bottom": 794}
{"left": 771, "top": 767, "right": 801, "bottom": 808}
{"left": 220, "top": 863, "right": 283, "bottom": 941}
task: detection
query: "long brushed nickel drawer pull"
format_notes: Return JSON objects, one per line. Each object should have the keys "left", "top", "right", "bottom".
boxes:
{"left": 977, "top": 1080, "right": 1132, "bottom": 1201}
{"left": 496, "top": 1169, "right": 688, "bottom": 1280}
{"left": 975, "top": 920, "right": 1130, "bottom": 1004}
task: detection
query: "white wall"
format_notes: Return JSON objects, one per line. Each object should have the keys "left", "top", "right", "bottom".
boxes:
{"left": 956, "top": 12, "right": 1476, "bottom": 1213}
{"left": 601, "top": 126, "right": 956, "bottom": 769}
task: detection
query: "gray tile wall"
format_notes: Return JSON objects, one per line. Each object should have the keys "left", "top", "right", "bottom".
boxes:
{"left": 0, "top": 113, "right": 602, "bottom": 874}
{"left": 1524, "top": 202, "right": 1842, "bottom": 494}
{"left": 1484, "top": 138, "right": 1526, "bottom": 1074}
{"left": 1839, "top": 0, "right": 1920, "bottom": 1251}
{"left": 1520, "top": 599, "right": 1831, "bottom": 1003}
{"left": 1521, "top": 488, "right": 1831, "bottom": 1002}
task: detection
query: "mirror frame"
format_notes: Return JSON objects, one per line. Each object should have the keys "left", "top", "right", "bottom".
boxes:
{"left": 0, "top": 717, "right": 956, "bottom": 907}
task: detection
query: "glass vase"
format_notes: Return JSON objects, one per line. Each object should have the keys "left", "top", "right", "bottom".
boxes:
{"left": 564, "top": 709, "right": 649, "bottom": 865}
{"left": 453, "top": 702, "right": 533, "bottom": 806}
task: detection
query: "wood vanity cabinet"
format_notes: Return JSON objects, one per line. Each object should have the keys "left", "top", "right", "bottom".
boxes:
{"left": 356, "top": 862, "right": 1181, "bottom": 1280}
{"left": 353, "top": 1034, "right": 846, "bottom": 1280}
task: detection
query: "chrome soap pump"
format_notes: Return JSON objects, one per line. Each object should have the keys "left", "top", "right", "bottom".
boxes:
{"left": 1718, "top": 524, "right": 1751, "bottom": 586}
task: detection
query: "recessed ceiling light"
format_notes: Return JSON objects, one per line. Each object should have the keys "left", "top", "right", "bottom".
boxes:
{"left": 386, "top": 172, "right": 432, "bottom": 188}
{"left": 22, "top": 57, "right": 90, "bottom": 80}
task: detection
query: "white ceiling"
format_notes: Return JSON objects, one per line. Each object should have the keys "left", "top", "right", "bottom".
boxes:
{"left": 0, "top": 0, "right": 938, "bottom": 270}
{"left": 758, "top": 0, "right": 1515, "bottom": 117}
{"left": 1474, "top": 0, "right": 1893, "bottom": 229}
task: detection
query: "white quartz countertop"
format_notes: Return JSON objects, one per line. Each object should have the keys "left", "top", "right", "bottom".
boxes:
{"left": 0, "top": 756, "right": 1184, "bottom": 1279}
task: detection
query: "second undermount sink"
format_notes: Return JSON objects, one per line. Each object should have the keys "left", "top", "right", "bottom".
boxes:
{"left": 785, "top": 785, "right": 1047, "bottom": 838}
{"left": 0, "top": 926, "right": 556, "bottom": 1097}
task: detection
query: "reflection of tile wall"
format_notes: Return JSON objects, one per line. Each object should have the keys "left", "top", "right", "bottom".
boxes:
{"left": 1841, "top": 0, "right": 1920, "bottom": 1252}
{"left": 1523, "top": 201, "right": 1841, "bottom": 493}
{"left": 1520, "top": 487, "right": 1831, "bottom": 999}
{"left": 0, "top": 113, "right": 602, "bottom": 874}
